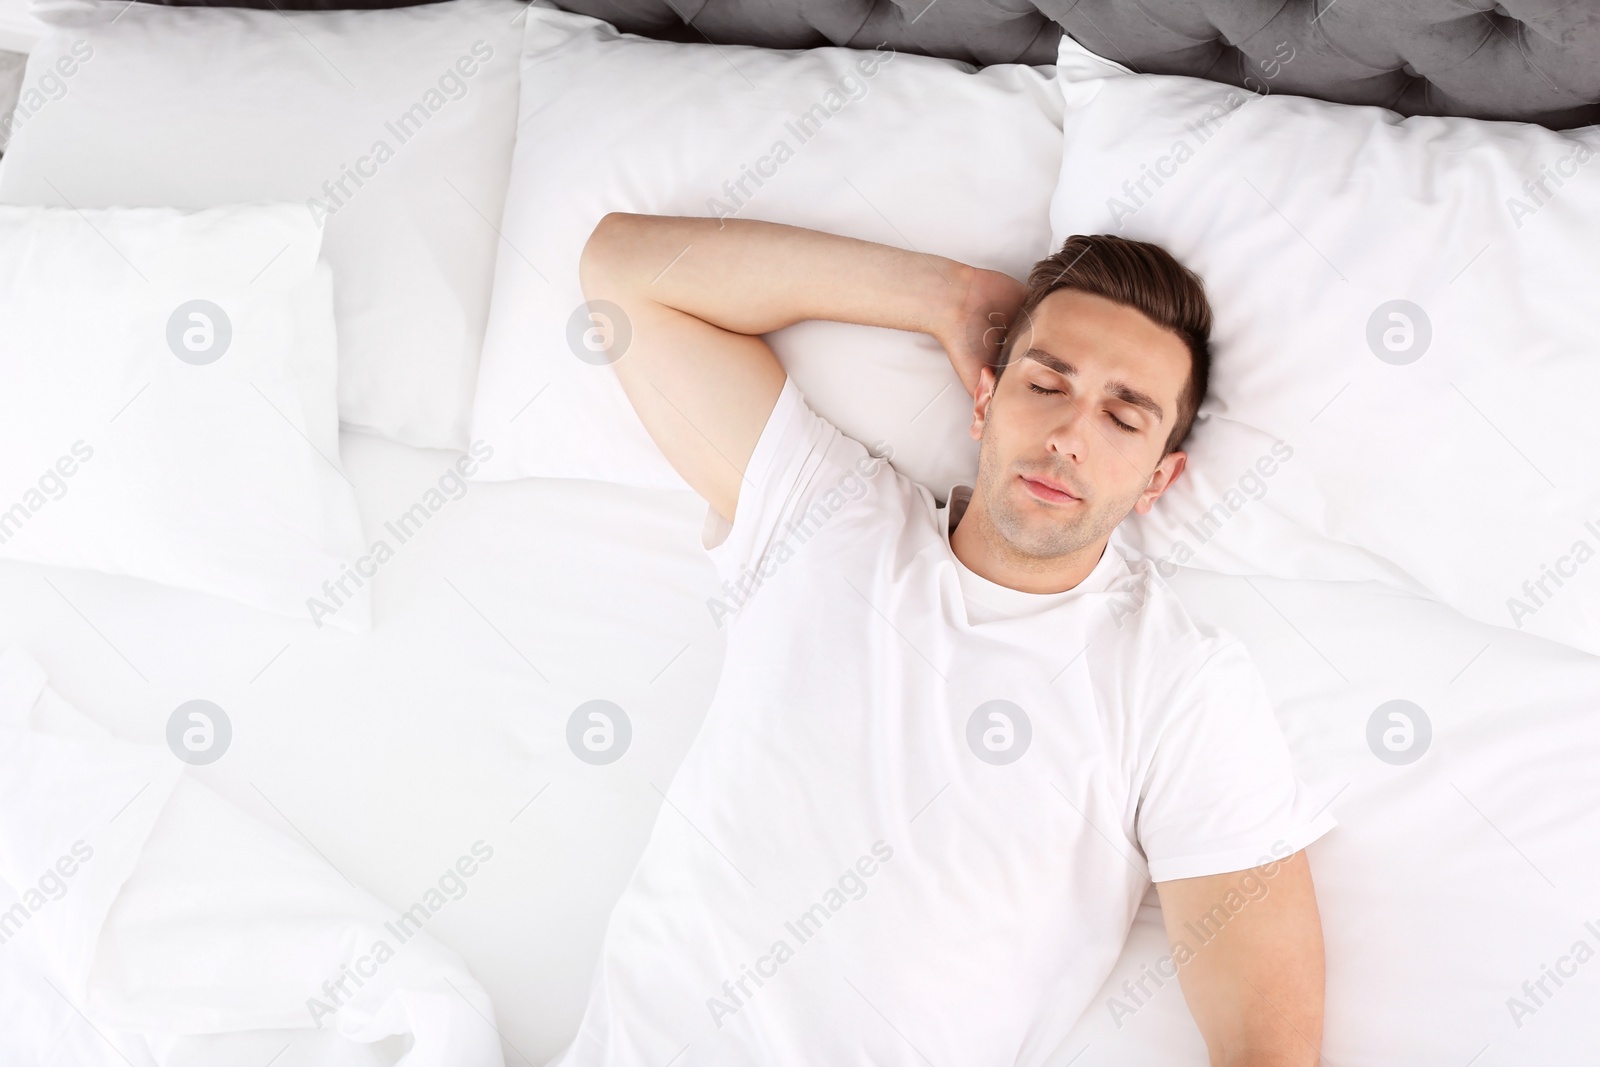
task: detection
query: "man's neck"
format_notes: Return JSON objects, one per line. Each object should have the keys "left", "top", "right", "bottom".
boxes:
{"left": 948, "top": 487, "right": 1107, "bottom": 595}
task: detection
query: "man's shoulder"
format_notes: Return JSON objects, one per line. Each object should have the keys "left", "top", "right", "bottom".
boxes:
{"left": 778, "top": 426, "right": 924, "bottom": 549}
{"left": 1096, "top": 553, "right": 1252, "bottom": 699}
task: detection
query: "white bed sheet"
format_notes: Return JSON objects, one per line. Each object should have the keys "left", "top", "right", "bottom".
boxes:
{"left": 0, "top": 429, "right": 1596, "bottom": 1065}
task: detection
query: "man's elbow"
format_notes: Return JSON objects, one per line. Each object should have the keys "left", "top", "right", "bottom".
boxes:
{"left": 578, "top": 211, "right": 642, "bottom": 295}
{"left": 1212, "top": 1015, "right": 1322, "bottom": 1067}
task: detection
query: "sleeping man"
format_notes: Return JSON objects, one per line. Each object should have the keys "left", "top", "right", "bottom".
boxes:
{"left": 560, "top": 213, "right": 1338, "bottom": 1066}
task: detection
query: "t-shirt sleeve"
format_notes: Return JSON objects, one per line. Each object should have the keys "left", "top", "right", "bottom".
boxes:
{"left": 1135, "top": 635, "right": 1337, "bottom": 882}
{"left": 700, "top": 375, "right": 890, "bottom": 591}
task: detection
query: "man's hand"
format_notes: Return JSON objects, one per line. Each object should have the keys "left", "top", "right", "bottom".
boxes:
{"left": 933, "top": 266, "right": 1028, "bottom": 398}
{"left": 1153, "top": 850, "right": 1326, "bottom": 1067}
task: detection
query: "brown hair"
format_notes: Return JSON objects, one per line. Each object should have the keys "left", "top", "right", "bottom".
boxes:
{"left": 995, "top": 234, "right": 1212, "bottom": 457}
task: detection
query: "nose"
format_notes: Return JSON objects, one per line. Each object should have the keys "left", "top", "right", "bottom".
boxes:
{"left": 1043, "top": 396, "right": 1094, "bottom": 466}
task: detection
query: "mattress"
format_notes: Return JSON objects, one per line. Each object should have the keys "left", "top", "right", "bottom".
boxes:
{"left": 2, "top": 427, "right": 1597, "bottom": 1065}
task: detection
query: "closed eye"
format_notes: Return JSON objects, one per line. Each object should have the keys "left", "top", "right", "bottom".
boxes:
{"left": 1027, "top": 382, "right": 1139, "bottom": 433}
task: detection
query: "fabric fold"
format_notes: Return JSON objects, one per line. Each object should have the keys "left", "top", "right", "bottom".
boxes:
{"left": 0, "top": 645, "right": 504, "bottom": 1067}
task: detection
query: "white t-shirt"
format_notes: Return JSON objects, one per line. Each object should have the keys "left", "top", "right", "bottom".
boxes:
{"left": 556, "top": 377, "right": 1336, "bottom": 1066}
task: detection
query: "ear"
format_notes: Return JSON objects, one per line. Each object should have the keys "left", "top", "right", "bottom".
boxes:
{"left": 1132, "top": 450, "right": 1187, "bottom": 515}
{"left": 969, "top": 364, "right": 998, "bottom": 442}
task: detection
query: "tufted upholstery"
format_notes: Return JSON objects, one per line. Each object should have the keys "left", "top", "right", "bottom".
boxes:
{"left": 131, "top": 0, "right": 1600, "bottom": 128}
{"left": 546, "top": 0, "right": 1600, "bottom": 128}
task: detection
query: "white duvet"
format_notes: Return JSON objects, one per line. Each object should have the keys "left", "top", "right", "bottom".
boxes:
{"left": 0, "top": 434, "right": 1598, "bottom": 1065}
{"left": 0, "top": 644, "right": 504, "bottom": 1067}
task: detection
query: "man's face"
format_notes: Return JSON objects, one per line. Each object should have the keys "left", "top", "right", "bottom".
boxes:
{"left": 967, "top": 288, "right": 1191, "bottom": 561}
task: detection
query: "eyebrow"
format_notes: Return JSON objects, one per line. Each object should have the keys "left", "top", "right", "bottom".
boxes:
{"left": 1020, "top": 347, "right": 1166, "bottom": 424}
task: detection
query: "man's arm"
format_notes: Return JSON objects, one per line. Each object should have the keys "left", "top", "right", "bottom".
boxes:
{"left": 577, "top": 213, "right": 1021, "bottom": 523}
{"left": 1154, "top": 850, "right": 1326, "bottom": 1067}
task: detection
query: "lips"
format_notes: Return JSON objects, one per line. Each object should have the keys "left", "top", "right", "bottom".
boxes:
{"left": 1020, "top": 473, "right": 1080, "bottom": 504}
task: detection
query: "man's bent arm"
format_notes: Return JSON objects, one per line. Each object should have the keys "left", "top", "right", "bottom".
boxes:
{"left": 578, "top": 213, "right": 976, "bottom": 523}
{"left": 1154, "top": 850, "right": 1326, "bottom": 1066}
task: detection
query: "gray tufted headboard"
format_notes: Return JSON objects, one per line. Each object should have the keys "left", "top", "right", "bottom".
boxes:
{"left": 547, "top": 0, "right": 1600, "bottom": 129}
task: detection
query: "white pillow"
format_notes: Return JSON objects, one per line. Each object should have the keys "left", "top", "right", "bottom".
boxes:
{"left": 0, "top": 202, "right": 370, "bottom": 630}
{"left": 0, "top": 0, "right": 526, "bottom": 451}
{"left": 1052, "top": 37, "right": 1600, "bottom": 657}
{"left": 467, "top": 6, "right": 1064, "bottom": 495}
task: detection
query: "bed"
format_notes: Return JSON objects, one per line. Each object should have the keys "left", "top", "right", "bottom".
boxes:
{"left": 1, "top": 1, "right": 1598, "bottom": 1064}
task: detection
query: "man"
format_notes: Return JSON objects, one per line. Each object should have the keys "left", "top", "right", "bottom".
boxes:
{"left": 561, "top": 213, "right": 1337, "bottom": 1066}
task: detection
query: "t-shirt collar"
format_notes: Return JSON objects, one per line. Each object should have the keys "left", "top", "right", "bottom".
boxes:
{"left": 937, "top": 482, "right": 1126, "bottom": 619}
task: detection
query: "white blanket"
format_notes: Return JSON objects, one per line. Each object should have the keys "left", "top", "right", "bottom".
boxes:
{"left": 2, "top": 432, "right": 1599, "bottom": 1063}
{"left": 0, "top": 645, "right": 505, "bottom": 1067}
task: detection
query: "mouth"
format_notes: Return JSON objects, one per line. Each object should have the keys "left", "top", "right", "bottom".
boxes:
{"left": 1019, "top": 473, "right": 1080, "bottom": 505}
